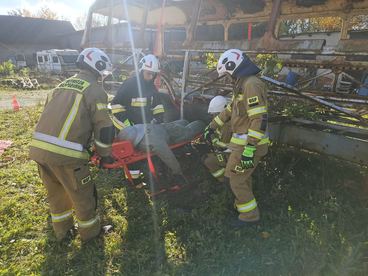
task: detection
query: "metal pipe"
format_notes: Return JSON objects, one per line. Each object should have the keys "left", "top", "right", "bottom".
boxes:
{"left": 261, "top": 75, "right": 368, "bottom": 125}
{"left": 183, "top": 0, "right": 203, "bottom": 46}
{"left": 184, "top": 74, "right": 227, "bottom": 99}
{"left": 180, "top": 51, "right": 190, "bottom": 119}
{"left": 266, "top": 0, "right": 282, "bottom": 37}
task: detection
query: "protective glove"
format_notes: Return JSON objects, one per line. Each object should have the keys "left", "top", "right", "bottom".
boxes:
{"left": 240, "top": 145, "right": 256, "bottom": 169}
{"left": 100, "top": 155, "right": 115, "bottom": 168}
{"left": 204, "top": 125, "right": 215, "bottom": 144}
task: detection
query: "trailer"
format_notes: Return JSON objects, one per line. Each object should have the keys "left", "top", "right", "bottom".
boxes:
{"left": 36, "top": 49, "right": 79, "bottom": 75}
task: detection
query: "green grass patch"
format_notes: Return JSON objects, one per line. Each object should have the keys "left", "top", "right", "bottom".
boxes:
{"left": 0, "top": 106, "right": 367, "bottom": 275}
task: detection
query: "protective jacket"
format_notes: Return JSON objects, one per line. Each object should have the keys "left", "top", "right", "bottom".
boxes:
{"left": 212, "top": 121, "right": 232, "bottom": 149}
{"left": 209, "top": 75, "right": 269, "bottom": 153}
{"left": 203, "top": 121, "right": 232, "bottom": 181}
{"left": 29, "top": 70, "right": 114, "bottom": 165}
{"left": 111, "top": 74, "right": 165, "bottom": 128}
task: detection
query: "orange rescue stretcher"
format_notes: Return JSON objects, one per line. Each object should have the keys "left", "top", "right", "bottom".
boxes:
{"left": 91, "top": 135, "right": 201, "bottom": 185}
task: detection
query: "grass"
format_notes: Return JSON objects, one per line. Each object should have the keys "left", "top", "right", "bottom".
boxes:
{"left": 0, "top": 106, "right": 368, "bottom": 275}
{"left": 0, "top": 89, "right": 50, "bottom": 110}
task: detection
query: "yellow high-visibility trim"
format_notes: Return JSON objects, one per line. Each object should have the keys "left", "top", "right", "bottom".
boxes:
{"left": 152, "top": 108, "right": 165, "bottom": 115}
{"left": 57, "top": 78, "right": 90, "bottom": 93}
{"left": 95, "top": 139, "right": 111, "bottom": 149}
{"left": 110, "top": 104, "right": 126, "bottom": 114}
{"left": 59, "top": 94, "right": 83, "bottom": 139}
{"left": 247, "top": 106, "right": 267, "bottom": 117}
{"left": 216, "top": 153, "right": 224, "bottom": 162}
{"left": 78, "top": 215, "right": 100, "bottom": 229}
{"left": 258, "top": 137, "right": 270, "bottom": 145}
{"left": 31, "top": 139, "right": 89, "bottom": 160}
{"left": 96, "top": 103, "right": 108, "bottom": 110}
{"left": 248, "top": 129, "right": 265, "bottom": 140}
{"left": 126, "top": 170, "right": 141, "bottom": 179}
{"left": 237, "top": 199, "right": 257, "bottom": 213}
{"left": 51, "top": 209, "right": 73, "bottom": 222}
{"left": 247, "top": 96, "right": 259, "bottom": 105}
{"left": 230, "top": 136, "right": 247, "bottom": 146}
{"left": 214, "top": 140, "right": 227, "bottom": 148}
{"left": 236, "top": 94, "right": 244, "bottom": 101}
{"left": 131, "top": 102, "right": 147, "bottom": 107}
{"left": 226, "top": 104, "right": 232, "bottom": 112}
{"left": 112, "top": 108, "right": 126, "bottom": 114}
{"left": 111, "top": 116, "right": 124, "bottom": 130}
{"left": 214, "top": 116, "right": 224, "bottom": 127}
{"left": 212, "top": 168, "right": 225, "bottom": 178}
{"left": 131, "top": 97, "right": 147, "bottom": 107}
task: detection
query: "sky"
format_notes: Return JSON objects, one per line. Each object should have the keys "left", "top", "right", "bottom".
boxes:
{"left": 0, "top": 0, "right": 95, "bottom": 26}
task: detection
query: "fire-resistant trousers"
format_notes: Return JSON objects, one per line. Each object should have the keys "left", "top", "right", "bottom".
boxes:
{"left": 37, "top": 162, "right": 100, "bottom": 241}
{"left": 225, "top": 150, "right": 264, "bottom": 222}
{"left": 203, "top": 152, "right": 228, "bottom": 182}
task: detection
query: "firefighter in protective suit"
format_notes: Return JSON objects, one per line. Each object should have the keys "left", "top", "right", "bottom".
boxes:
{"left": 111, "top": 54, "right": 165, "bottom": 127}
{"left": 203, "top": 96, "right": 232, "bottom": 182}
{"left": 29, "top": 48, "right": 115, "bottom": 242}
{"left": 110, "top": 54, "right": 165, "bottom": 182}
{"left": 204, "top": 49, "right": 269, "bottom": 226}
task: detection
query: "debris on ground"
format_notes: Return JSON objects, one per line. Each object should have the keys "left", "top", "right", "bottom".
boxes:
{"left": 0, "top": 140, "right": 12, "bottom": 156}
{"left": 0, "top": 78, "right": 40, "bottom": 90}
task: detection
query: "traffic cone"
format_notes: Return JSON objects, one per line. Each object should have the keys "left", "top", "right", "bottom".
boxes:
{"left": 12, "top": 95, "right": 20, "bottom": 111}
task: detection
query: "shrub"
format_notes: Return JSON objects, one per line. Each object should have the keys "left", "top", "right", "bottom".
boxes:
{"left": 0, "top": 60, "right": 15, "bottom": 76}
{"left": 19, "top": 67, "right": 30, "bottom": 77}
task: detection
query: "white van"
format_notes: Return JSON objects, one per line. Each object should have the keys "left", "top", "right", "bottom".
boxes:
{"left": 36, "top": 49, "right": 79, "bottom": 74}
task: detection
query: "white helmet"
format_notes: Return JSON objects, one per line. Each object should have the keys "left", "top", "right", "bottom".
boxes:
{"left": 217, "top": 49, "right": 244, "bottom": 77}
{"left": 76, "top": 48, "right": 112, "bottom": 76}
{"left": 138, "top": 54, "right": 160, "bottom": 73}
{"left": 208, "top": 95, "right": 228, "bottom": 114}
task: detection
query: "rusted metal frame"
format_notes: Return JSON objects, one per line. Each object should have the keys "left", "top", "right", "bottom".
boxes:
{"left": 183, "top": 42, "right": 325, "bottom": 54}
{"left": 184, "top": 74, "right": 227, "bottom": 100}
{"left": 266, "top": 0, "right": 282, "bottom": 37}
{"left": 341, "top": 72, "right": 368, "bottom": 89}
{"left": 269, "top": 120, "right": 368, "bottom": 166}
{"left": 186, "top": 79, "right": 233, "bottom": 91}
{"left": 138, "top": 0, "right": 150, "bottom": 49}
{"left": 340, "top": 16, "right": 349, "bottom": 40}
{"left": 269, "top": 90, "right": 368, "bottom": 106}
{"left": 103, "top": 0, "right": 114, "bottom": 49}
{"left": 81, "top": 4, "right": 95, "bottom": 48}
{"left": 197, "top": 17, "right": 270, "bottom": 26}
{"left": 261, "top": 76, "right": 368, "bottom": 124}
{"left": 184, "top": 0, "right": 203, "bottom": 46}
{"left": 181, "top": 50, "right": 190, "bottom": 119}
{"left": 288, "top": 118, "right": 368, "bottom": 139}
{"left": 297, "top": 70, "right": 333, "bottom": 88}
{"left": 277, "top": 8, "right": 368, "bottom": 21}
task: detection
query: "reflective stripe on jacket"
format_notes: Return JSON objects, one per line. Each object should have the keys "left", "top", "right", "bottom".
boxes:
{"left": 29, "top": 70, "right": 113, "bottom": 165}
{"left": 210, "top": 75, "right": 269, "bottom": 153}
{"left": 111, "top": 75, "right": 165, "bottom": 125}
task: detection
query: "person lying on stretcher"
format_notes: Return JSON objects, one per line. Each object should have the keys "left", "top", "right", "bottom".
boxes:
{"left": 117, "top": 120, "right": 206, "bottom": 192}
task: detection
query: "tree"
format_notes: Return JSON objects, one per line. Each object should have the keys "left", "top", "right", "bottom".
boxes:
{"left": 74, "top": 13, "right": 107, "bottom": 30}
{"left": 7, "top": 6, "right": 59, "bottom": 20}
{"left": 7, "top": 8, "right": 32, "bottom": 17}
{"left": 36, "top": 6, "right": 59, "bottom": 20}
